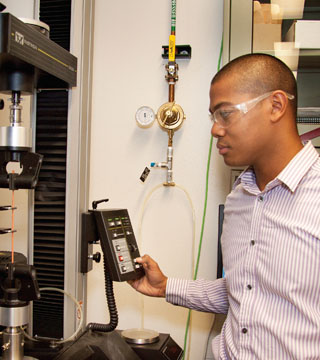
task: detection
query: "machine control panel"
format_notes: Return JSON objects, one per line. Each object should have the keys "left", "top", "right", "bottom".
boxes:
{"left": 82, "top": 208, "right": 144, "bottom": 282}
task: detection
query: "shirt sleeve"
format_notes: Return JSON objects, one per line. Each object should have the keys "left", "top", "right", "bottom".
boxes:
{"left": 165, "top": 277, "right": 229, "bottom": 314}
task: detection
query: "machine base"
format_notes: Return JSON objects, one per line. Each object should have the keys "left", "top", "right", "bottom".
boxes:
{"left": 19, "top": 330, "right": 183, "bottom": 360}
{"left": 0, "top": 357, "right": 38, "bottom": 360}
{"left": 123, "top": 332, "right": 183, "bottom": 360}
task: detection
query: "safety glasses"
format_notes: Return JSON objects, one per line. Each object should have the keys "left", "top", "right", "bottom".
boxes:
{"left": 209, "top": 91, "right": 295, "bottom": 128}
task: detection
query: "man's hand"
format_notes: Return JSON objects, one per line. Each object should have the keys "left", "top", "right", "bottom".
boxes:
{"left": 128, "top": 254, "right": 167, "bottom": 298}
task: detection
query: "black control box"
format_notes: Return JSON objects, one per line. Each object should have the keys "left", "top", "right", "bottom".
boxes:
{"left": 81, "top": 209, "right": 144, "bottom": 282}
{"left": 126, "top": 333, "right": 183, "bottom": 360}
{"left": 0, "top": 13, "right": 77, "bottom": 89}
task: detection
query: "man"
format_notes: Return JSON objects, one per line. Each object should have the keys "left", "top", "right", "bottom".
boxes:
{"left": 129, "top": 54, "right": 320, "bottom": 359}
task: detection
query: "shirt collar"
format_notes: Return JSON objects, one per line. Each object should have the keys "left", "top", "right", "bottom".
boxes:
{"left": 234, "top": 141, "right": 319, "bottom": 193}
{"left": 233, "top": 167, "right": 254, "bottom": 190}
{"left": 277, "top": 141, "right": 319, "bottom": 192}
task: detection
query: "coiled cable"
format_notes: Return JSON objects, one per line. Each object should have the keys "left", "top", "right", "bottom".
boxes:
{"left": 86, "top": 254, "right": 118, "bottom": 332}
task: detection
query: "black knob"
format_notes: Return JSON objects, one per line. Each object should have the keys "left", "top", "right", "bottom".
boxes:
{"left": 92, "top": 199, "right": 109, "bottom": 210}
{"left": 89, "top": 252, "right": 101, "bottom": 263}
{"left": 0, "top": 99, "right": 4, "bottom": 110}
{"left": 93, "top": 252, "right": 101, "bottom": 263}
{"left": 128, "top": 244, "right": 138, "bottom": 252}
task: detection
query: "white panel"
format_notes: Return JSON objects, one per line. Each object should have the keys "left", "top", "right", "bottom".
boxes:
{"left": 222, "top": 0, "right": 231, "bottom": 66}
{"left": 271, "top": 0, "right": 305, "bottom": 19}
{"left": 1, "top": 0, "right": 35, "bottom": 19}
{"left": 296, "top": 21, "right": 320, "bottom": 49}
{"left": 230, "top": 0, "right": 253, "bottom": 60}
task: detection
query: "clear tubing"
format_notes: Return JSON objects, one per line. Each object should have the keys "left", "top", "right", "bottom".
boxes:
{"left": 23, "top": 287, "right": 83, "bottom": 345}
{"left": 137, "top": 183, "right": 196, "bottom": 330}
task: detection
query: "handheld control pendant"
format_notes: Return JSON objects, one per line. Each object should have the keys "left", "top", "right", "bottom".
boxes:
{"left": 81, "top": 203, "right": 144, "bottom": 282}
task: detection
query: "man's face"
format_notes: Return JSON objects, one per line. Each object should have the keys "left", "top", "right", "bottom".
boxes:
{"left": 209, "top": 76, "right": 270, "bottom": 167}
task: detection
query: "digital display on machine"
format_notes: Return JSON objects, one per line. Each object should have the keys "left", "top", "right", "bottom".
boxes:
{"left": 163, "top": 337, "right": 183, "bottom": 360}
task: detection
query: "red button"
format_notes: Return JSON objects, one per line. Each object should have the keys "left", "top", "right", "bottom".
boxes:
{"left": 119, "top": 255, "right": 124, "bottom": 262}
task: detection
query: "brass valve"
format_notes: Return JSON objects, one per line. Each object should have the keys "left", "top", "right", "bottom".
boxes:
{"left": 156, "top": 101, "right": 185, "bottom": 132}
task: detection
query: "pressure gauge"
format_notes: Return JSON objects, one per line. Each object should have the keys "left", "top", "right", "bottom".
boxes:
{"left": 135, "top": 106, "right": 155, "bottom": 128}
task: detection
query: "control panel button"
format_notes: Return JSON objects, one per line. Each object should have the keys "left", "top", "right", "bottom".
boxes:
{"left": 92, "top": 209, "right": 144, "bottom": 281}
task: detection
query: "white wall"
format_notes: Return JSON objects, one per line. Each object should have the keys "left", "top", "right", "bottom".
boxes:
{"left": 0, "top": 0, "right": 36, "bottom": 19}
{"left": 87, "top": 1, "right": 229, "bottom": 359}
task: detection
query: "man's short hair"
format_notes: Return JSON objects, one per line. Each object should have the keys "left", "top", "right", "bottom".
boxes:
{"left": 211, "top": 53, "right": 297, "bottom": 116}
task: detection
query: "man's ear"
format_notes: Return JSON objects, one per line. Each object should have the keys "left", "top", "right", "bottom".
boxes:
{"left": 270, "top": 91, "right": 288, "bottom": 123}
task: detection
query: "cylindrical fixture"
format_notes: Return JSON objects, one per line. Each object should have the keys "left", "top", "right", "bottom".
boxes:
{"left": 18, "top": 18, "right": 50, "bottom": 38}
{"left": 0, "top": 90, "right": 32, "bottom": 150}
{"left": 0, "top": 126, "right": 32, "bottom": 150}
{"left": 0, "top": 70, "right": 35, "bottom": 94}
{"left": 2, "top": 327, "right": 24, "bottom": 360}
{"left": 10, "top": 92, "right": 22, "bottom": 125}
{"left": 9, "top": 103, "right": 22, "bottom": 125}
{"left": 0, "top": 305, "right": 29, "bottom": 327}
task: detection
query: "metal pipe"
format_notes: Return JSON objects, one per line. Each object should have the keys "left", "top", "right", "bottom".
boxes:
{"left": 151, "top": 0, "right": 182, "bottom": 186}
{"left": 150, "top": 145, "right": 175, "bottom": 186}
{"left": 166, "top": 145, "right": 174, "bottom": 185}
{"left": 169, "top": 83, "right": 175, "bottom": 103}
{"left": 167, "top": 0, "right": 178, "bottom": 104}
{"left": 168, "top": 129, "right": 173, "bottom": 147}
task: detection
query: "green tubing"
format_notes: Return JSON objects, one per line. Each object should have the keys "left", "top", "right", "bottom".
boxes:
{"left": 182, "top": 37, "right": 223, "bottom": 360}
{"left": 171, "top": 0, "right": 176, "bottom": 34}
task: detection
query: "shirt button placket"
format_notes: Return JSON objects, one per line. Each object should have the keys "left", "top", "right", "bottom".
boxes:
{"left": 239, "top": 193, "right": 263, "bottom": 355}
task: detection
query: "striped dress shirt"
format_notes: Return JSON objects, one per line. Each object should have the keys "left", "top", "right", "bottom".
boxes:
{"left": 166, "top": 141, "right": 320, "bottom": 359}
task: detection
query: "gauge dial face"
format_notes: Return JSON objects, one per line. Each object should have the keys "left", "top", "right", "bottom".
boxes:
{"left": 135, "top": 106, "right": 155, "bottom": 128}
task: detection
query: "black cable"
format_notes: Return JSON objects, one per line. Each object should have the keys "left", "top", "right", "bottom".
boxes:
{"left": 86, "top": 255, "right": 118, "bottom": 332}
